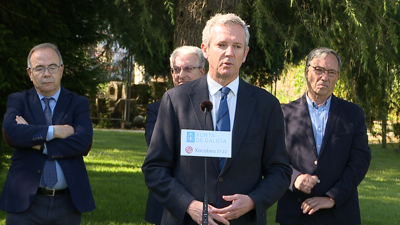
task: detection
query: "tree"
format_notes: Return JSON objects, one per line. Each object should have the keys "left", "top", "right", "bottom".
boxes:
{"left": 0, "top": 0, "right": 111, "bottom": 158}
{"left": 286, "top": 0, "right": 400, "bottom": 147}
{"left": 106, "top": 0, "right": 400, "bottom": 147}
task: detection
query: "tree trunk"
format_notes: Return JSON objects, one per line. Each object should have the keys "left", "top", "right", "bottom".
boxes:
{"left": 173, "top": 0, "right": 240, "bottom": 47}
{"left": 381, "top": 112, "right": 387, "bottom": 149}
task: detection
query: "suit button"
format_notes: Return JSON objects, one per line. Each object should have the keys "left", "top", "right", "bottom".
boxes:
{"left": 314, "top": 160, "right": 318, "bottom": 165}
{"left": 38, "top": 170, "right": 41, "bottom": 173}
{"left": 218, "top": 177, "right": 223, "bottom": 182}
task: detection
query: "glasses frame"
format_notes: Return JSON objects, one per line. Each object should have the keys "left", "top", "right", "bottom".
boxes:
{"left": 171, "top": 66, "right": 202, "bottom": 74}
{"left": 29, "top": 64, "right": 63, "bottom": 76}
{"left": 308, "top": 65, "right": 339, "bottom": 78}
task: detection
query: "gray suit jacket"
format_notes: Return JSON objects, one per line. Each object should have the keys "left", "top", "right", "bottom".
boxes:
{"left": 142, "top": 75, "right": 291, "bottom": 225}
{"left": 276, "top": 94, "right": 371, "bottom": 224}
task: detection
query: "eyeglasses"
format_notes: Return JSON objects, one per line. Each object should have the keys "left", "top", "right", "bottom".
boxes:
{"left": 30, "top": 64, "right": 62, "bottom": 75}
{"left": 308, "top": 66, "right": 339, "bottom": 78}
{"left": 171, "top": 66, "right": 202, "bottom": 74}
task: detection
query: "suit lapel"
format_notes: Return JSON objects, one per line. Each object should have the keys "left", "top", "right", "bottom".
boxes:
{"left": 188, "top": 76, "right": 219, "bottom": 171}
{"left": 320, "top": 95, "right": 339, "bottom": 156}
{"left": 188, "top": 76, "right": 213, "bottom": 131}
{"left": 299, "top": 95, "right": 319, "bottom": 157}
{"left": 53, "top": 86, "right": 72, "bottom": 125}
{"left": 221, "top": 79, "right": 256, "bottom": 173}
{"left": 27, "top": 88, "right": 47, "bottom": 125}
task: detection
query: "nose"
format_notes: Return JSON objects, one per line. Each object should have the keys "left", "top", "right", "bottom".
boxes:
{"left": 43, "top": 67, "right": 52, "bottom": 77}
{"left": 319, "top": 71, "right": 329, "bottom": 80}
{"left": 225, "top": 46, "right": 234, "bottom": 56}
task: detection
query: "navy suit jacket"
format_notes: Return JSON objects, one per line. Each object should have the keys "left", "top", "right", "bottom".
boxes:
{"left": 0, "top": 86, "right": 95, "bottom": 213}
{"left": 276, "top": 94, "right": 371, "bottom": 224}
{"left": 145, "top": 100, "right": 161, "bottom": 146}
{"left": 142, "top": 75, "right": 291, "bottom": 225}
{"left": 144, "top": 100, "right": 163, "bottom": 224}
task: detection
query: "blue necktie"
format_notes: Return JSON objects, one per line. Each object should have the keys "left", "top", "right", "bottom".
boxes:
{"left": 41, "top": 97, "right": 58, "bottom": 189}
{"left": 216, "top": 87, "right": 230, "bottom": 171}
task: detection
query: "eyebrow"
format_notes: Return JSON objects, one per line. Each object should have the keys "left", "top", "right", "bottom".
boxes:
{"left": 33, "top": 63, "right": 58, "bottom": 68}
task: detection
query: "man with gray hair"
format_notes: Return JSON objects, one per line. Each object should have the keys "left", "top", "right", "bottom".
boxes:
{"left": 1, "top": 43, "right": 95, "bottom": 224}
{"left": 276, "top": 47, "right": 371, "bottom": 225}
{"left": 144, "top": 45, "right": 205, "bottom": 224}
{"left": 143, "top": 13, "right": 291, "bottom": 225}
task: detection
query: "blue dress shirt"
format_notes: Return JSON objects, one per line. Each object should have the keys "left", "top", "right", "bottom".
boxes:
{"left": 306, "top": 93, "right": 332, "bottom": 155}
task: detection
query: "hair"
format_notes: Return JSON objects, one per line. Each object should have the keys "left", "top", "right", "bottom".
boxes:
{"left": 27, "top": 43, "right": 63, "bottom": 68}
{"left": 202, "top": 13, "right": 250, "bottom": 49}
{"left": 170, "top": 45, "right": 206, "bottom": 68}
{"left": 305, "top": 47, "right": 342, "bottom": 71}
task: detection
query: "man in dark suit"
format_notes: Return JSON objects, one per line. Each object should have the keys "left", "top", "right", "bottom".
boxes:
{"left": 144, "top": 45, "right": 205, "bottom": 224}
{"left": 142, "top": 13, "right": 291, "bottom": 225}
{"left": 145, "top": 45, "right": 206, "bottom": 146}
{"left": 276, "top": 47, "right": 371, "bottom": 225}
{"left": 1, "top": 43, "right": 95, "bottom": 224}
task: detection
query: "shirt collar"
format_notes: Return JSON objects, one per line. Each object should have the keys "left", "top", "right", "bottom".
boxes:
{"left": 306, "top": 91, "right": 332, "bottom": 109}
{"left": 36, "top": 87, "right": 61, "bottom": 102}
{"left": 207, "top": 74, "right": 239, "bottom": 97}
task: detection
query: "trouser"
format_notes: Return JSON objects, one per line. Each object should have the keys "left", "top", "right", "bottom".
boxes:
{"left": 6, "top": 189, "right": 81, "bottom": 225}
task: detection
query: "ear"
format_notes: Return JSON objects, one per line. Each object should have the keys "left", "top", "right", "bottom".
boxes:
{"left": 201, "top": 43, "right": 209, "bottom": 60}
{"left": 200, "top": 67, "right": 206, "bottom": 77}
{"left": 27, "top": 68, "right": 33, "bottom": 81}
{"left": 305, "top": 67, "right": 308, "bottom": 79}
{"left": 60, "top": 65, "right": 64, "bottom": 78}
{"left": 242, "top": 46, "right": 250, "bottom": 63}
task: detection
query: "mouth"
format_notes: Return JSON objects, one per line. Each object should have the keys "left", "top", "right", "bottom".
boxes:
{"left": 42, "top": 81, "right": 54, "bottom": 85}
{"left": 221, "top": 61, "right": 234, "bottom": 67}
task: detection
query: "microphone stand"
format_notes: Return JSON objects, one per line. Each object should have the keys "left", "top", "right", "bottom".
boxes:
{"left": 202, "top": 108, "right": 209, "bottom": 225}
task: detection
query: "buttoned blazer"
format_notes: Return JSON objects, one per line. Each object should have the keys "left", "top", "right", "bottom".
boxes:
{"left": 276, "top": 94, "right": 371, "bottom": 224}
{"left": 0, "top": 86, "right": 95, "bottom": 213}
{"left": 142, "top": 75, "right": 291, "bottom": 225}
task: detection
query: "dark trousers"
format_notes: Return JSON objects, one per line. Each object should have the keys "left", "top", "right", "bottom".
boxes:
{"left": 6, "top": 190, "right": 81, "bottom": 225}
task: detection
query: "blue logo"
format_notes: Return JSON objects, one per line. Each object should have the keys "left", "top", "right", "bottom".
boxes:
{"left": 187, "top": 132, "right": 195, "bottom": 142}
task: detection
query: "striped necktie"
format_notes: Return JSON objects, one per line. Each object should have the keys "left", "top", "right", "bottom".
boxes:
{"left": 216, "top": 87, "right": 230, "bottom": 171}
{"left": 41, "top": 97, "right": 58, "bottom": 189}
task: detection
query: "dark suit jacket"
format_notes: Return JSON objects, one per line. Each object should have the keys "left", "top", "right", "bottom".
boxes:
{"left": 0, "top": 86, "right": 95, "bottom": 213}
{"left": 145, "top": 100, "right": 161, "bottom": 146}
{"left": 144, "top": 100, "right": 163, "bottom": 224}
{"left": 276, "top": 94, "right": 371, "bottom": 225}
{"left": 142, "top": 75, "right": 291, "bottom": 225}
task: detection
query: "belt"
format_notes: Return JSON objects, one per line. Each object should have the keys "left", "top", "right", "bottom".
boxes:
{"left": 37, "top": 188, "right": 69, "bottom": 196}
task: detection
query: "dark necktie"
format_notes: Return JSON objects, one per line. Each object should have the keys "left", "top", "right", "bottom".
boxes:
{"left": 216, "top": 87, "right": 230, "bottom": 171}
{"left": 41, "top": 97, "right": 58, "bottom": 189}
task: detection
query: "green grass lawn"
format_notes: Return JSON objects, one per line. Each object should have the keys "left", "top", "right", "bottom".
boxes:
{"left": 0, "top": 129, "right": 399, "bottom": 224}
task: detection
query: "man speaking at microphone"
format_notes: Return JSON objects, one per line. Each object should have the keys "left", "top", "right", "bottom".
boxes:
{"left": 142, "top": 13, "right": 291, "bottom": 225}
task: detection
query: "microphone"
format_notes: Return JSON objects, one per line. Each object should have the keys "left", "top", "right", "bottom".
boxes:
{"left": 201, "top": 101, "right": 213, "bottom": 114}
{"left": 200, "top": 100, "right": 213, "bottom": 225}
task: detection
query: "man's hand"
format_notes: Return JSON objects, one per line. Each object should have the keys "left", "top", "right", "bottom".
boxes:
{"left": 54, "top": 125, "right": 74, "bottom": 139}
{"left": 211, "top": 194, "right": 255, "bottom": 221}
{"left": 294, "top": 174, "right": 319, "bottom": 194}
{"left": 15, "top": 115, "right": 28, "bottom": 125}
{"left": 301, "top": 197, "right": 335, "bottom": 215}
{"left": 15, "top": 116, "right": 41, "bottom": 150}
{"left": 187, "top": 200, "right": 229, "bottom": 225}
{"left": 16, "top": 115, "right": 75, "bottom": 139}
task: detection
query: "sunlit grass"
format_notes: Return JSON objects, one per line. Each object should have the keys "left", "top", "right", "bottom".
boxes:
{"left": 0, "top": 130, "right": 399, "bottom": 224}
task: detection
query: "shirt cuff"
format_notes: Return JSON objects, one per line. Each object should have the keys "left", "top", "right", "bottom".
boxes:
{"left": 46, "top": 126, "right": 54, "bottom": 141}
{"left": 43, "top": 143, "right": 48, "bottom": 155}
